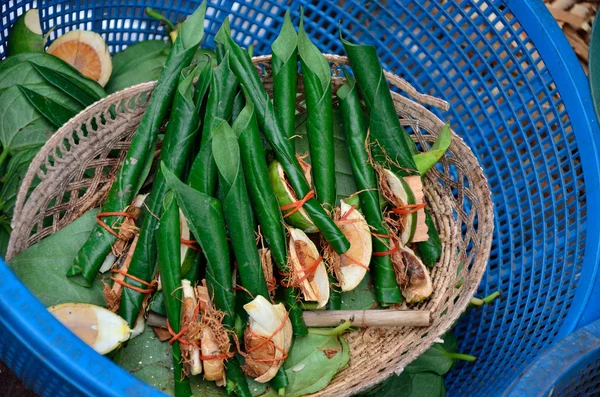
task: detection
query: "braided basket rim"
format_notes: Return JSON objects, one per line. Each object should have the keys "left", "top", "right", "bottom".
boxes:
{"left": 7, "top": 54, "right": 493, "bottom": 396}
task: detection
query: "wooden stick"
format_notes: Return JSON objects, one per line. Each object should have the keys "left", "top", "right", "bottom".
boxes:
{"left": 302, "top": 310, "right": 430, "bottom": 327}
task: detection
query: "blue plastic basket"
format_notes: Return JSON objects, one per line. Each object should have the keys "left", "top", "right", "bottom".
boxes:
{"left": 1, "top": 0, "right": 600, "bottom": 396}
{"left": 505, "top": 319, "right": 600, "bottom": 396}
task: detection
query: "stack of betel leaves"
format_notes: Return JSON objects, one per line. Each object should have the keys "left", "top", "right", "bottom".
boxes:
{"left": 5, "top": 3, "right": 486, "bottom": 397}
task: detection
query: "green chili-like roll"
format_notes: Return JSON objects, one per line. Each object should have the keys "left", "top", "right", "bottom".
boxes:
{"left": 212, "top": 118, "right": 270, "bottom": 299}
{"left": 67, "top": 3, "right": 207, "bottom": 287}
{"left": 341, "top": 34, "right": 442, "bottom": 265}
{"left": 156, "top": 193, "right": 191, "bottom": 397}
{"left": 190, "top": 56, "right": 239, "bottom": 196}
{"left": 163, "top": 163, "right": 252, "bottom": 397}
{"left": 215, "top": 19, "right": 350, "bottom": 255}
{"left": 337, "top": 74, "right": 402, "bottom": 305}
{"left": 232, "top": 99, "right": 307, "bottom": 335}
{"left": 272, "top": 10, "right": 297, "bottom": 141}
{"left": 298, "top": 16, "right": 336, "bottom": 210}
{"left": 117, "top": 62, "right": 211, "bottom": 327}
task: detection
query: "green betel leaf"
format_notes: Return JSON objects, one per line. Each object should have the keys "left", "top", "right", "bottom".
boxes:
{"left": 358, "top": 372, "right": 413, "bottom": 397}
{"left": 0, "top": 52, "right": 105, "bottom": 97}
{"left": 339, "top": 273, "right": 377, "bottom": 310}
{"left": 0, "top": 53, "right": 105, "bottom": 158}
{"left": 413, "top": 123, "right": 452, "bottom": 176}
{"left": 298, "top": 16, "right": 330, "bottom": 95}
{"left": 298, "top": 13, "right": 336, "bottom": 209}
{"left": 404, "top": 345, "right": 455, "bottom": 376}
{"left": 212, "top": 119, "right": 269, "bottom": 299}
{"left": 294, "top": 107, "right": 356, "bottom": 204}
{"left": 8, "top": 209, "right": 105, "bottom": 307}
{"left": 106, "top": 40, "right": 172, "bottom": 94}
{"left": 17, "top": 85, "right": 78, "bottom": 128}
{"left": 0, "top": 87, "right": 54, "bottom": 153}
{"left": 116, "top": 328, "right": 227, "bottom": 397}
{"left": 272, "top": 11, "right": 297, "bottom": 67}
{"left": 272, "top": 10, "right": 298, "bottom": 140}
{"left": 218, "top": 19, "right": 350, "bottom": 254}
{"left": 162, "top": 162, "right": 235, "bottom": 327}
{"left": 407, "top": 373, "right": 446, "bottom": 397}
{"left": 30, "top": 63, "right": 103, "bottom": 107}
{"left": 278, "top": 333, "right": 350, "bottom": 397}
{"left": 178, "top": 1, "right": 207, "bottom": 50}
{"left": 0, "top": 146, "right": 41, "bottom": 217}
{"left": 212, "top": 118, "right": 241, "bottom": 189}
{"left": 340, "top": 34, "right": 417, "bottom": 175}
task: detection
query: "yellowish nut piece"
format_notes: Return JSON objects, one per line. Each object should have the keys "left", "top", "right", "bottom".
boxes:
{"left": 288, "top": 228, "right": 329, "bottom": 308}
{"left": 338, "top": 200, "right": 372, "bottom": 292}
{"left": 48, "top": 303, "right": 130, "bottom": 354}
{"left": 242, "top": 296, "right": 292, "bottom": 383}
{"left": 392, "top": 244, "right": 433, "bottom": 303}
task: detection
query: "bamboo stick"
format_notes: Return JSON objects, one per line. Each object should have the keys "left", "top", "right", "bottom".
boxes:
{"left": 147, "top": 310, "right": 431, "bottom": 328}
{"left": 302, "top": 310, "right": 431, "bottom": 327}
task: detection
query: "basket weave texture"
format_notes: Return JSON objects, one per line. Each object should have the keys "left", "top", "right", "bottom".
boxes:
{"left": 6, "top": 55, "right": 493, "bottom": 396}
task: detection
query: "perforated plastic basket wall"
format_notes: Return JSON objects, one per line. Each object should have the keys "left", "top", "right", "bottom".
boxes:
{"left": 505, "top": 319, "right": 600, "bottom": 396}
{"left": 1, "top": 1, "right": 600, "bottom": 396}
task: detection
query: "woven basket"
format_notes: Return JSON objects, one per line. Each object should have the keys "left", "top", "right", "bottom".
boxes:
{"left": 6, "top": 55, "right": 493, "bottom": 396}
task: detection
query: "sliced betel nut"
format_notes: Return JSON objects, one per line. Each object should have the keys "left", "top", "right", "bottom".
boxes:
{"left": 47, "top": 30, "right": 113, "bottom": 86}
{"left": 391, "top": 244, "right": 433, "bottom": 303}
{"left": 288, "top": 228, "right": 329, "bottom": 308}
{"left": 48, "top": 303, "right": 131, "bottom": 354}
{"left": 242, "top": 295, "right": 292, "bottom": 383}
{"left": 268, "top": 160, "right": 317, "bottom": 233}
{"left": 382, "top": 169, "right": 428, "bottom": 244}
{"left": 336, "top": 200, "right": 372, "bottom": 292}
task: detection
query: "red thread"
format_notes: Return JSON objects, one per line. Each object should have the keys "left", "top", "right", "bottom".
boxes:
{"left": 280, "top": 190, "right": 315, "bottom": 218}
{"left": 342, "top": 253, "right": 370, "bottom": 270}
{"left": 97, "top": 211, "right": 135, "bottom": 238}
{"left": 281, "top": 256, "right": 323, "bottom": 287}
{"left": 246, "top": 311, "right": 290, "bottom": 362}
{"left": 110, "top": 269, "right": 155, "bottom": 294}
{"left": 341, "top": 205, "right": 356, "bottom": 220}
{"left": 392, "top": 202, "right": 426, "bottom": 215}
{"left": 180, "top": 238, "right": 202, "bottom": 253}
{"left": 166, "top": 303, "right": 201, "bottom": 346}
{"left": 370, "top": 234, "right": 400, "bottom": 257}
{"left": 372, "top": 239, "right": 399, "bottom": 257}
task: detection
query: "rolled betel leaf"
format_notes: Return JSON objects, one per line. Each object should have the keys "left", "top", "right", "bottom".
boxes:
{"left": 155, "top": 192, "right": 191, "bottom": 397}
{"left": 232, "top": 99, "right": 307, "bottom": 336}
{"left": 68, "top": 2, "right": 207, "bottom": 288}
{"left": 117, "top": 61, "right": 211, "bottom": 327}
{"left": 215, "top": 18, "right": 350, "bottom": 255}
{"left": 162, "top": 163, "right": 252, "bottom": 397}
{"left": 298, "top": 14, "right": 336, "bottom": 211}
{"left": 341, "top": 33, "right": 443, "bottom": 266}
{"left": 212, "top": 118, "right": 270, "bottom": 299}
{"left": 337, "top": 73, "right": 402, "bottom": 305}
{"left": 189, "top": 53, "right": 239, "bottom": 196}
{"left": 271, "top": 10, "right": 297, "bottom": 140}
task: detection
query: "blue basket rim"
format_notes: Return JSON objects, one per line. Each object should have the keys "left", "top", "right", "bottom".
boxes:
{"left": 0, "top": 258, "right": 165, "bottom": 397}
{"left": 503, "top": 319, "right": 600, "bottom": 396}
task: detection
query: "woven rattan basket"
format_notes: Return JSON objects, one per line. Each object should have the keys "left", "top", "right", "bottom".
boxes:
{"left": 6, "top": 55, "right": 493, "bottom": 396}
